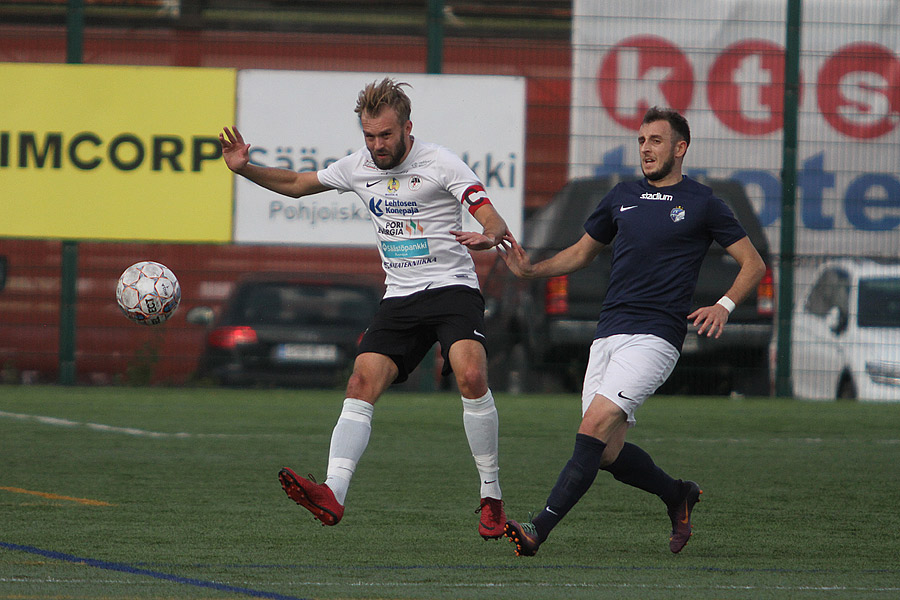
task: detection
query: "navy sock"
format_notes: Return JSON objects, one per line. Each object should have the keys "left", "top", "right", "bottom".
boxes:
{"left": 602, "top": 442, "right": 680, "bottom": 506}
{"left": 532, "top": 433, "right": 606, "bottom": 541}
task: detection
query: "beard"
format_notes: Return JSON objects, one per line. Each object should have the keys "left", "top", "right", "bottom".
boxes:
{"left": 643, "top": 152, "right": 676, "bottom": 182}
{"left": 372, "top": 137, "right": 408, "bottom": 170}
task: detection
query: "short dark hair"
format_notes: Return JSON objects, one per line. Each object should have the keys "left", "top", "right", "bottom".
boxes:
{"left": 642, "top": 107, "right": 690, "bottom": 147}
{"left": 355, "top": 78, "right": 412, "bottom": 123}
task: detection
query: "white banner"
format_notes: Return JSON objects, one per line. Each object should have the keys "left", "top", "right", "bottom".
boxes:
{"left": 234, "top": 71, "right": 525, "bottom": 245}
{"left": 571, "top": 0, "right": 900, "bottom": 258}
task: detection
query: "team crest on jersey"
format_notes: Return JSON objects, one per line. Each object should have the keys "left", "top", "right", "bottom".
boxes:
{"left": 670, "top": 206, "right": 686, "bottom": 223}
{"left": 408, "top": 175, "right": 422, "bottom": 191}
{"left": 387, "top": 178, "right": 400, "bottom": 193}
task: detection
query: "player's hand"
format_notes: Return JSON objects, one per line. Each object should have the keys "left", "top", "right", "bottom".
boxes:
{"left": 496, "top": 232, "right": 535, "bottom": 278}
{"left": 688, "top": 304, "right": 730, "bottom": 339}
{"left": 219, "top": 126, "right": 250, "bottom": 173}
{"left": 450, "top": 230, "right": 497, "bottom": 251}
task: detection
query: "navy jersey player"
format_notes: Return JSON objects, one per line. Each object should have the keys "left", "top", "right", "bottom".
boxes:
{"left": 498, "top": 107, "right": 766, "bottom": 556}
{"left": 220, "top": 78, "right": 509, "bottom": 540}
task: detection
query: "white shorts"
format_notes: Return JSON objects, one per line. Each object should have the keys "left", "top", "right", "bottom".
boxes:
{"left": 581, "top": 334, "right": 680, "bottom": 426}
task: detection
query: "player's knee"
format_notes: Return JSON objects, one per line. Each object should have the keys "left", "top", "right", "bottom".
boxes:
{"left": 579, "top": 397, "right": 625, "bottom": 438}
{"left": 344, "top": 371, "right": 365, "bottom": 397}
{"left": 345, "top": 354, "right": 397, "bottom": 401}
{"left": 579, "top": 412, "right": 605, "bottom": 437}
{"left": 454, "top": 364, "right": 488, "bottom": 398}
{"left": 346, "top": 370, "right": 379, "bottom": 401}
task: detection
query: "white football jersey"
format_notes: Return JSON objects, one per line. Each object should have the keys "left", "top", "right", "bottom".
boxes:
{"left": 318, "top": 139, "right": 488, "bottom": 298}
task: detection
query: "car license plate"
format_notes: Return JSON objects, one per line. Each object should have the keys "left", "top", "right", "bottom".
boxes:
{"left": 273, "top": 343, "right": 339, "bottom": 364}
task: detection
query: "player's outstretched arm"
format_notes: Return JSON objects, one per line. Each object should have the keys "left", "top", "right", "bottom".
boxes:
{"left": 219, "top": 126, "right": 330, "bottom": 198}
{"left": 689, "top": 236, "right": 766, "bottom": 338}
{"left": 219, "top": 126, "right": 250, "bottom": 172}
{"left": 496, "top": 231, "right": 535, "bottom": 278}
{"left": 498, "top": 232, "right": 604, "bottom": 280}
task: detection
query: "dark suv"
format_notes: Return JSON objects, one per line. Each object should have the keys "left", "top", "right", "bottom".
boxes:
{"left": 483, "top": 176, "right": 774, "bottom": 396}
{"left": 189, "top": 274, "right": 383, "bottom": 388}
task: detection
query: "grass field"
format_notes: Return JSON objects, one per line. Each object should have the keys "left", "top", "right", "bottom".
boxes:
{"left": 2, "top": 386, "right": 899, "bottom": 599}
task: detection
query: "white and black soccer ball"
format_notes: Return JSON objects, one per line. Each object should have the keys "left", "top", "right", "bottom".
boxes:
{"left": 115, "top": 261, "right": 181, "bottom": 325}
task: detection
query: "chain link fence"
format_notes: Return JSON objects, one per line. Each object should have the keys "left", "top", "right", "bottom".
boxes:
{"left": 1, "top": 1, "right": 898, "bottom": 399}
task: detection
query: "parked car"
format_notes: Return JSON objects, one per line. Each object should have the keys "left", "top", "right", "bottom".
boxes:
{"left": 788, "top": 260, "right": 900, "bottom": 401}
{"left": 188, "top": 273, "right": 383, "bottom": 388}
{"left": 482, "top": 176, "right": 775, "bottom": 395}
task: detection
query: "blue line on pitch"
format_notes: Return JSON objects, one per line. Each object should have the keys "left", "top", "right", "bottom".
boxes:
{"left": 0, "top": 541, "right": 310, "bottom": 600}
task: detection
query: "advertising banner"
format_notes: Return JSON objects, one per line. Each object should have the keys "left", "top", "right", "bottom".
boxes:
{"left": 233, "top": 70, "right": 525, "bottom": 245}
{"left": 0, "top": 63, "right": 235, "bottom": 242}
{"left": 570, "top": 0, "right": 900, "bottom": 258}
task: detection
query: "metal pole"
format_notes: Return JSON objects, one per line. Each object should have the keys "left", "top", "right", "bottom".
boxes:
{"left": 421, "top": 0, "right": 444, "bottom": 390}
{"left": 426, "top": 0, "right": 444, "bottom": 74}
{"left": 776, "top": 0, "right": 802, "bottom": 397}
{"left": 59, "top": 242, "right": 78, "bottom": 385}
{"left": 66, "top": 0, "right": 84, "bottom": 64}
{"left": 60, "top": 0, "right": 85, "bottom": 385}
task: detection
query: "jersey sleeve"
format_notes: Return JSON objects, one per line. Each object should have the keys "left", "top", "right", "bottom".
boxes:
{"left": 707, "top": 196, "right": 748, "bottom": 248}
{"left": 436, "top": 147, "right": 485, "bottom": 199}
{"left": 316, "top": 152, "right": 356, "bottom": 193}
{"left": 583, "top": 186, "right": 618, "bottom": 244}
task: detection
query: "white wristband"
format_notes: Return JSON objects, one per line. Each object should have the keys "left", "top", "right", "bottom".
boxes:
{"left": 716, "top": 295, "right": 736, "bottom": 314}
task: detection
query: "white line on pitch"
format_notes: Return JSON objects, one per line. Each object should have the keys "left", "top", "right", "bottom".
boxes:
{"left": 0, "top": 410, "right": 272, "bottom": 438}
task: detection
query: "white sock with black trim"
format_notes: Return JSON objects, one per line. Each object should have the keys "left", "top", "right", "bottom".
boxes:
{"left": 324, "top": 398, "right": 373, "bottom": 505}
{"left": 462, "top": 389, "right": 501, "bottom": 499}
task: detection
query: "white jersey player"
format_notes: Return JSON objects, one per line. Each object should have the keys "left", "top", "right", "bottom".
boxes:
{"left": 220, "top": 78, "right": 509, "bottom": 541}
{"left": 318, "top": 140, "right": 491, "bottom": 298}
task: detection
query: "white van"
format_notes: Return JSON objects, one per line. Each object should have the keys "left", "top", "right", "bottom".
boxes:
{"left": 791, "top": 260, "right": 900, "bottom": 401}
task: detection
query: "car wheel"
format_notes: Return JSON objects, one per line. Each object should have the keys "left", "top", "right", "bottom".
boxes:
{"left": 837, "top": 374, "right": 857, "bottom": 400}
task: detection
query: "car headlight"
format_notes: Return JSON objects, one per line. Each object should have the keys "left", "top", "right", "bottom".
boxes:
{"left": 865, "top": 361, "right": 900, "bottom": 386}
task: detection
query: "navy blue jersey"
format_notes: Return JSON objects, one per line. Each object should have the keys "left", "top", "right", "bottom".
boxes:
{"left": 583, "top": 176, "right": 747, "bottom": 350}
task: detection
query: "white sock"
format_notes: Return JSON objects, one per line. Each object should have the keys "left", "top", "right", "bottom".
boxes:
{"left": 462, "top": 390, "right": 501, "bottom": 499}
{"left": 324, "top": 398, "right": 373, "bottom": 505}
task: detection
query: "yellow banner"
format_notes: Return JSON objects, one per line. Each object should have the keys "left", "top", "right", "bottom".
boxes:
{"left": 1, "top": 63, "right": 235, "bottom": 242}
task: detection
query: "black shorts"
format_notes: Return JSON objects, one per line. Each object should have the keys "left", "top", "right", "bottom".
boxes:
{"left": 357, "top": 285, "right": 486, "bottom": 384}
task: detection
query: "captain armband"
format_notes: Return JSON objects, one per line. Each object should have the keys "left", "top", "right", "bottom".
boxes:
{"left": 462, "top": 184, "right": 493, "bottom": 216}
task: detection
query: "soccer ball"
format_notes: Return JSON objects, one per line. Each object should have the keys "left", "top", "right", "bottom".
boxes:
{"left": 116, "top": 261, "right": 181, "bottom": 325}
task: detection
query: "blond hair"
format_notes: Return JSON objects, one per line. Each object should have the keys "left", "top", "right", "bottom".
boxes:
{"left": 354, "top": 78, "right": 412, "bottom": 123}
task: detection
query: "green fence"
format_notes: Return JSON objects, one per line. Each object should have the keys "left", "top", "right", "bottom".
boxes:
{"left": 1, "top": 1, "right": 898, "bottom": 401}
